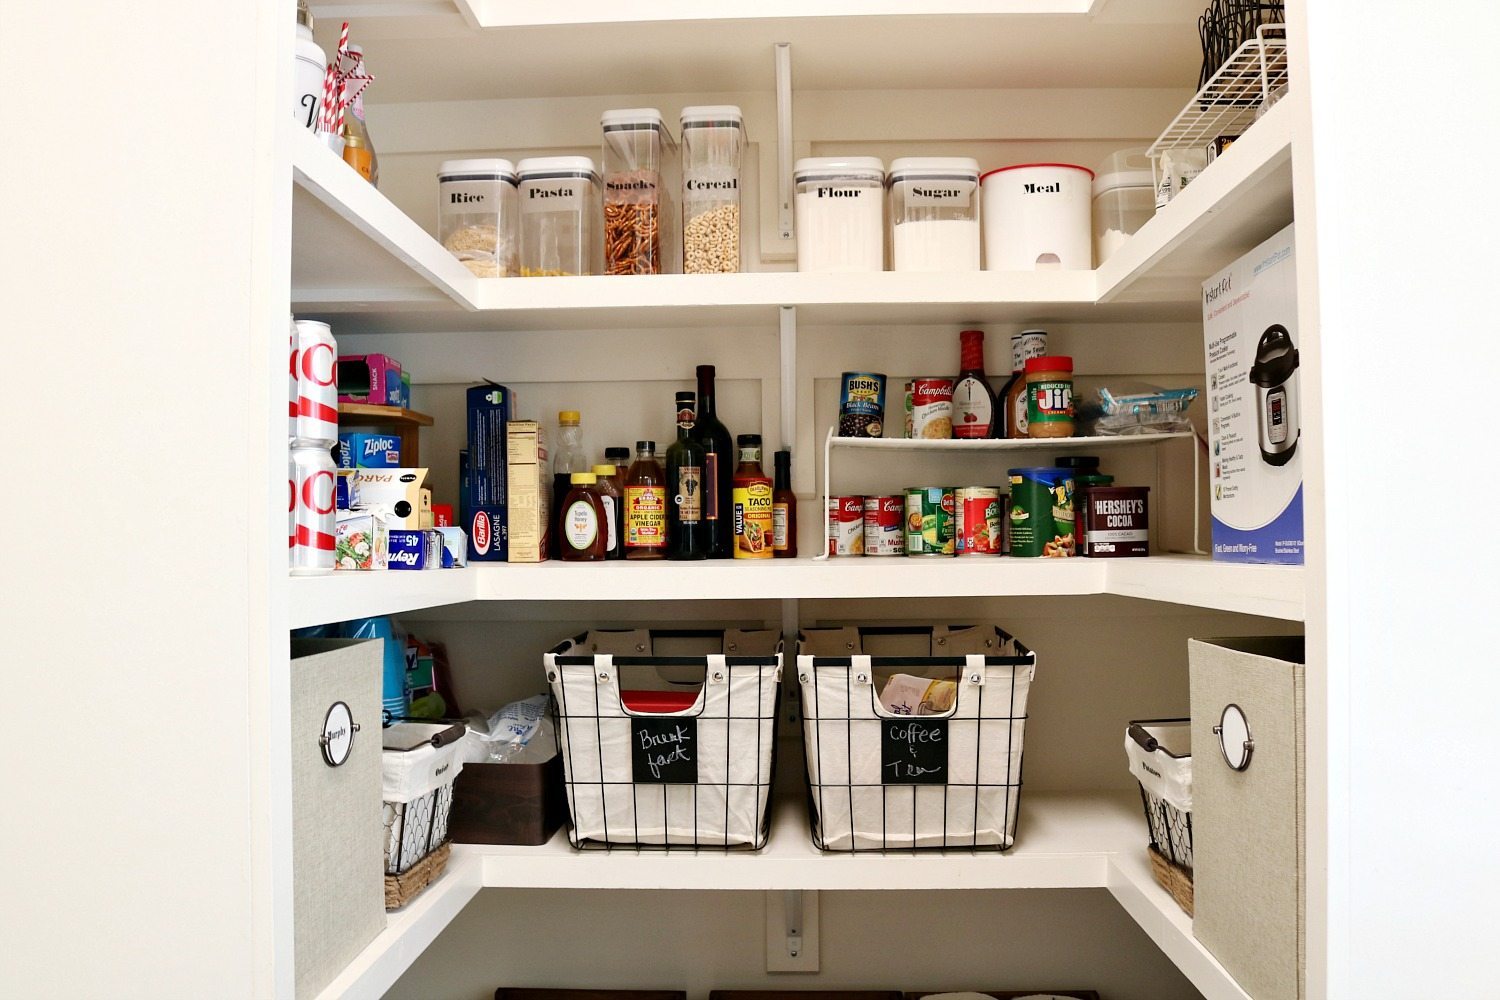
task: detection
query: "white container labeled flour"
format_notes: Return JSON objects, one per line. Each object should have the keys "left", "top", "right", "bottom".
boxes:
{"left": 1092, "top": 149, "right": 1154, "bottom": 264}
{"left": 981, "top": 162, "right": 1094, "bottom": 271}
{"left": 888, "top": 157, "right": 981, "bottom": 272}
{"left": 794, "top": 157, "right": 885, "bottom": 272}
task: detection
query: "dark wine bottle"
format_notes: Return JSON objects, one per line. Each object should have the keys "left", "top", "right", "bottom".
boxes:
{"left": 666, "top": 392, "right": 709, "bottom": 560}
{"left": 689, "top": 365, "right": 735, "bottom": 558}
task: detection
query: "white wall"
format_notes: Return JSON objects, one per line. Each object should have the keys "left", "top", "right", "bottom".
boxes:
{"left": 1297, "top": 0, "right": 1500, "bottom": 995}
{"left": 0, "top": 2, "right": 285, "bottom": 996}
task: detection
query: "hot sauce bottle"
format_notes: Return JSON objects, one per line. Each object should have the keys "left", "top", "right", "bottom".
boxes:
{"left": 772, "top": 449, "right": 797, "bottom": 558}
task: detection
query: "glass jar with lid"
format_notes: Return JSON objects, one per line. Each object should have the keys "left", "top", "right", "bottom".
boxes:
{"left": 1092, "top": 148, "right": 1154, "bottom": 264}
{"left": 887, "top": 156, "right": 980, "bottom": 271}
{"left": 793, "top": 157, "right": 885, "bottom": 272}
{"left": 517, "top": 156, "right": 602, "bottom": 277}
{"left": 680, "top": 105, "right": 744, "bottom": 273}
{"left": 601, "top": 108, "right": 676, "bottom": 275}
{"left": 437, "top": 159, "right": 518, "bottom": 278}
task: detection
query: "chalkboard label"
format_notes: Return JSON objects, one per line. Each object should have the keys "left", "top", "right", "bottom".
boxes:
{"left": 632, "top": 716, "right": 698, "bottom": 784}
{"left": 881, "top": 718, "right": 948, "bottom": 784}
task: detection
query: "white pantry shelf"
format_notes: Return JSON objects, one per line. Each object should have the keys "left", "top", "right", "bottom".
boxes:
{"left": 827, "top": 431, "right": 1193, "bottom": 452}
{"left": 288, "top": 553, "right": 1303, "bottom": 627}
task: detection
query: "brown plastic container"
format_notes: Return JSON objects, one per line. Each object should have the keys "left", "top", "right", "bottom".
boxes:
{"left": 1080, "top": 485, "right": 1150, "bottom": 557}
{"left": 450, "top": 752, "right": 568, "bottom": 846}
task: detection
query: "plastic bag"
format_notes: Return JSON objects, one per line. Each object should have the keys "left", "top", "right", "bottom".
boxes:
{"left": 1091, "top": 386, "right": 1199, "bottom": 435}
{"left": 462, "top": 694, "right": 555, "bottom": 764}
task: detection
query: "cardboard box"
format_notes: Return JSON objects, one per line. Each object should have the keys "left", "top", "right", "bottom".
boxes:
{"left": 387, "top": 529, "right": 442, "bottom": 570}
{"left": 418, "top": 488, "right": 434, "bottom": 529}
{"left": 348, "top": 468, "right": 428, "bottom": 530}
{"left": 334, "top": 511, "right": 388, "bottom": 570}
{"left": 436, "top": 527, "right": 467, "bottom": 567}
{"left": 1202, "top": 223, "right": 1304, "bottom": 564}
{"left": 337, "top": 432, "right": 401, "bottom": 469}
{"left": 337, "top": 353, "right": 402, "bottom": 406}
{"left": 465, "top": 384, "right": 514, "bottom": 561}
{"left": 505, "top": 419, "right": 551, "bottom": 563}
{"left": 432, "top": 503, "right": 454, "bottom": 528}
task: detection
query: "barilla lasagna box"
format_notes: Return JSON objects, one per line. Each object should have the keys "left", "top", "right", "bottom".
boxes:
{"left": 337, "top": 353, "right": 403, "bottom": 406}
{"left": 1202, "top": 222, "right": 1304, "bottom": 564}
{"left": 337, "top": 432, "right": 401, "bottom": 469}
{"left": 505, "top": 420, "right": 550, "bottom": 563}
{"left": 466, "top": 383, "right": 513, "bottom": 561}
{"left": 348, "top": 468, "right": 428, "bottom": 530}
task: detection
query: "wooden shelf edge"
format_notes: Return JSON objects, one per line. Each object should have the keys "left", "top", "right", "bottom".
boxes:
{"left": 337, "top": 403, "right": 435, "bottom": 427}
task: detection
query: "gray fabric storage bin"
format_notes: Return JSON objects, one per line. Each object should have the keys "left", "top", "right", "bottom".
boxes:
{"left": 1189, "top": 636, "right": 1306, "bottom": 1000}
{"left": 291, "top": 639, "right": 386, "bottom": 999}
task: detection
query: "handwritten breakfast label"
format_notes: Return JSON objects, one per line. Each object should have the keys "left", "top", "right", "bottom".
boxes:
{"left": 881, "top": 718, "right": 948, "bottom": 784}
{"left": 631, "top": 717, "right": 699, "bottom": 784}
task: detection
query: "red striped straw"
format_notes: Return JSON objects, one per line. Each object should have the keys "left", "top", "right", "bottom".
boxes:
{"left": 333, "top": 22, "right": 351, "bottom": 134}
{"left": 318, "top": 60, "right": 337, "bottom": 133}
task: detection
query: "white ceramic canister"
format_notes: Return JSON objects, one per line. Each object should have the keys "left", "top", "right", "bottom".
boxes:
{"left": 293, "top": 23, "right": 326, "bottom": 131}
{"left": 794, "top": 157, "right": 885, "bottom": 272}
{"left": 980, "top": 162, "right": 1094, "bottom": 271}
{"left": 887, "top": 156, "right": 981, "bottom": 272}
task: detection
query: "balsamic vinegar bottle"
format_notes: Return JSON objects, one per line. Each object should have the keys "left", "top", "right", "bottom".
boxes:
{"left": 689, "top": 365, "right": 735, "bottom": 558}
{"left": 666, "top": 392, "right": 710, "bottom": 560}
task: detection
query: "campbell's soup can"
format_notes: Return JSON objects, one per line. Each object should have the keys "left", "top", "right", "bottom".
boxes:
{"left": 905, "top": 487, "right": 955, "bottom": 555}
{"left": 291, "top": 444, "right": 337, "bottom": 575}
{"left": 827, "top": 495, "right": 865, "bottom": 555}
{"left": 292, "top": 319, "right": 339, "bottom": 447}
{"left": 906, "top": 377, "right": 955, "bottom": 440}
{"left": 955, "top": 486, "right": 1003, "bottom": 555}
{"left": 862, "top": 495, "right": 905, "bottom": 556}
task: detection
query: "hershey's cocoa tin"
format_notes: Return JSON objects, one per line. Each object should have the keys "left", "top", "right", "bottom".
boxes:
{"left": 862, "top": 494, "right": 905, "bottom": 556}
{"left": 827, "top": 495, "right": 865, "bottom": 555}
{"left": 1081, "top": 485, "right": 1150, "bottom": 557}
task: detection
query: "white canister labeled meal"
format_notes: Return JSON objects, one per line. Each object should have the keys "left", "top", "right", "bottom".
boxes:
{"left": 981, "top": 162, "right": 1094, "bottom": 271}
{"left": 887, "top": 157, "right": 981, "bottom": 272}
{"left": 437, "top": 159, "right": 519, "bottom": 278}
{"left": 794, "top": 157, "right": 885, "bottom": 272}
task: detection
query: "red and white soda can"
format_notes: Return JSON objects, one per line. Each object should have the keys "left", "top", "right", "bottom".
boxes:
{"left": 291, "top": 444, "right": 337, "bottom": 575}
{"left": 288, "top": 317, "right": 299, "bottom": 443}
{"left": 292, "top": 319, "right": 338, "bottom": 447}
{"left": 288, "top": 453, "right": 297, "bottom": 554}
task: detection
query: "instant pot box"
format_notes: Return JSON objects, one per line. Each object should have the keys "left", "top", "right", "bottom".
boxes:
{"left": 1202, "top": 223, "right": 1304, "bottom": 564}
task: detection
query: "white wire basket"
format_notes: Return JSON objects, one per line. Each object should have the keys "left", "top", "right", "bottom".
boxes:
{"left": 1149, "top": 24, "right": 1289, "bottom": 166}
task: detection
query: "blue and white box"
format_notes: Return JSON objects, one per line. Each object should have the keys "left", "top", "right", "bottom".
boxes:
{"left": 338, "top": 433, "right": 401, "bottom": 469}
{"left": 1202, "top": 223, "right": 1304, "bottom": 565}
{"left": 387, "top": 530, "right": 442, "bottom": 570}
{"left": 465, "top": 383, "right": 513, "bottom": 562}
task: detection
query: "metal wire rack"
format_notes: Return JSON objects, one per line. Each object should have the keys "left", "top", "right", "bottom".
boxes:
{"left": 1148, "top": 24, "right": 1289, "bottom": 160}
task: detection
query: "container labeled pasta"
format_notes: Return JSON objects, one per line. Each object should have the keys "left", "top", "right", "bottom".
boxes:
{"left": 517, "top": 156, "right": 601, "bottom": 276}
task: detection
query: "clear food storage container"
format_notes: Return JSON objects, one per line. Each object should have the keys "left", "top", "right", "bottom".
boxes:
{"left": 517, "top": 156, "right": 601, "bottom": 277}
{"left": 888, "top": 156, "right": 981, "bottom": 272}
{"left": 680, "top": 105, "right": 744, "bottom": 274}
{"left": 794, "top": 157, "right": 885, "bottom": 272}
{"left": 1092, "top": 148, "right": 1154, "bottom": 265}
{"left": 437, "top": 159, "right": 518, "bottom": 278}
{"left": 601, "top": 108, "right": 676, "bottom": 275}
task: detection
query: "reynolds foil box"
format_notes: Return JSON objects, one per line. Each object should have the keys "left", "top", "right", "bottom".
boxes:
{"left": 387, "top": 529, "right": 443, "bottom": 570}
{"left": 1202, "top": 222, "right": 1304, "bottom": 564}
{"left": 505, "top": 420, "right": 551, "bottom": 563}
{"left": 465, "top": 384, "right": 513, "bottom": 561}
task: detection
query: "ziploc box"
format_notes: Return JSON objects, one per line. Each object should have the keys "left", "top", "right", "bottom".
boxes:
{"left": 465, "top": 384, "right": 513, "bottom": 561}
{"left": 348, "top": 468, "right": 428, "bottom": 530}
{"left": 505, "top": 420, "right": 550, "bottom": 563}
{"left": 337, "top": 433, "right": 401, "bottom": 469}
{"left": 337, "top": 353, "right": 402, "bottom": 406}
{"left": 1202, "top": 222, "right": 1304, "bottom": 564}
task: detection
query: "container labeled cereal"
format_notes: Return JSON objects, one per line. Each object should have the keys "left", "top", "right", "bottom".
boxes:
{"left": 517, "top": 156, "right": 602, "bottom": 276}
{"left": 888, "top": 157, "right": 981, "bottom": 272}
{"left": 681, "top": 105, "right": 743, "bottom": 274}
{"left": 437, "top": 159, "right": 519, "bottom": 278}
{"left": 794, "top": 157, "right": 885, "bottom": 272}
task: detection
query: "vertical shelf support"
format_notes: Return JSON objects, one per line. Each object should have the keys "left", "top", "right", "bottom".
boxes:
{"left": 764, "top": 888, "right": 819, "bottom": 972}
{"left": 775, "top": 43, "right": 794, "bottom": 243}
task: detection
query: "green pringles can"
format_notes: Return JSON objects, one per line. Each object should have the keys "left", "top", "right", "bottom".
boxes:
{"left": 1007, "top": 467, "right": 1075, "bottom": 557}
{"left": 905, "top": 486, "right": 956, "bottom": 555}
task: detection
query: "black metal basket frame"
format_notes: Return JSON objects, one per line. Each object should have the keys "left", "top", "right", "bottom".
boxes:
{"left": 1128, "top": 718, "right": 1194, "bottom": 870}
{"left": 385, "top": 781, "right": 455, "bottom": 875}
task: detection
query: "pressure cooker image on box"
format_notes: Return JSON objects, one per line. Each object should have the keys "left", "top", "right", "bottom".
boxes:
{"left": 1249, "top": 324, "right": 1299, "bottom": 466}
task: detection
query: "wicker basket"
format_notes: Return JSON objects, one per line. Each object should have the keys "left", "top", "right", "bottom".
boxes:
{"left": 384, "top": 841, "right": 450, "bottom": 910}
{"left": 1148, "top": 844, "right": 1195, "bottom": 916}
{"left": 1127, "top": 720, "right": 1194, "bottom": 916}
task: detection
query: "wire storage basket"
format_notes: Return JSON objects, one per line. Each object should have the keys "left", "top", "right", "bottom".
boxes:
{"left": 382, "top": 722, "right": 466, "bottom": 908}
{"left": 797, "top": 624, "right": 1037, "bottom": 852}
{"left": 1125, "top": 719, "right": 1194, "bottom": 914}
{"left": 546, "top": 628, "right": 782, "bottom": 850}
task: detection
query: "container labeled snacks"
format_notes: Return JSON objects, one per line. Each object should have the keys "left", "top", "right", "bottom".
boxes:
{"left": 681, "top": 105, "right": 743, "bottom": 274}
{"left": 794, "top": 157, "right": 885, "bottom": 272}
{"left": 437, "top": 159, "right": 518, "bottom": 278}
{"left": 1092, "top": 148, "right": 1154, "bottom": 265}
{"left": 981, "top": 163, "right": 1094, "bottom": 271}
{"left": 601, "top": 108, "right": 676, "bottom": 275}
{"left": 517, "top": 156, "right": 601, "bottom": 276}
{"left": 887, "top": 157, "right": 981, "bottom": 272}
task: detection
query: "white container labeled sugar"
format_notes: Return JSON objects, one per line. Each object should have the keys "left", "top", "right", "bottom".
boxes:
{"left": 794, "top": 157, "right": 885, "bottom": 272}
{"left": 888, "top": 157, "right": 981, "bottom": 271}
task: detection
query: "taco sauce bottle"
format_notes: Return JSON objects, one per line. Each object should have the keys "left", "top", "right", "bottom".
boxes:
{"left": 731, "top": 434, "right": 773, "bottom": 559}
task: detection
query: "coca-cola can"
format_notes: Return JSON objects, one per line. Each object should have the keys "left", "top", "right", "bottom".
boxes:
{"left": 288, "top": 453, "right": 297, "bottom": 554}
{"left": 292, "top": 319, "right": 338, "bottom": 447}
{"left": 288, "top": 317, "right": 298, "bottom": 443}
{"left": 291, "top": 444, "right": 337, "bottom": 575}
